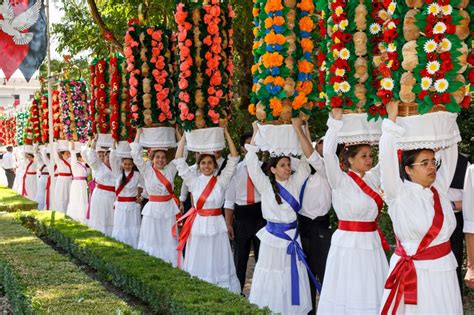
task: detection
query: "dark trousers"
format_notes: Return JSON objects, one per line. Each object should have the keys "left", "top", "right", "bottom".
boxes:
{"left": 298, "top": 213, "right": 333, "bottom": 315}
{"left": 450, "top": 211, "right": 464, "bottom": 296}
{"left": 232, "top": 203, "right": 266, "bottom": 291}
{"left": 4, "top": 169, "right": 15, "bottom": 188}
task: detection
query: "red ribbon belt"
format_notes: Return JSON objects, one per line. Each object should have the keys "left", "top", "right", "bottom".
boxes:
{"left": 73, "top": 177, "right": 87, "bottom": 180}
{"left": 96, "top": 183, "right": 115, "bottom": 192}
{"left": 22, "top": 160, "right": 34, "bottom": 196}
{"left": 338, "top": 220, "right": 377, "bottom": 231}
{"left": 116, "top": 196, "right": 137, "bottom": 202}
{"left": 172, "top": 175, "right": 218, "bottom": 268}
{"left": 347, "top": 171, "right": 390, "bottom": 251}
{"left": 58, "top": 173, "right": 72, "bottom": 177}
{"left": 149, "top": 194, "right": 175, "bottom": 202}
{"left": 381, "top": 187, "right": 447, "bottom": 315}
{"left": 45, "top": 165, "right": 57, "bottom": 209}
{"left": 41, "top": 172, "right": 49, "bottom": 175}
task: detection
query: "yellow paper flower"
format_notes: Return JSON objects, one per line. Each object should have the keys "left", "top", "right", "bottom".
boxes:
{"left": 339, "top": 48, "right": 350, "bottom": 60}
{"left": 428, "top": 3, "right": 440, "bottom": 15}
{"left": 333, "top": 82, "right": 340, "bottom": 92}
{"left": 441, "top": 5, "right": 452, "bottom": 15}
{"left": 426, "top": 61, "right": 440, "bottom": 75}
{"left": 380, "top": 78, "right": 394, "bottom": 91}
{"left": 440, "top": 38, "right": 452, "bottom": 52}
{"left": 387, "top": 2, "right": 396, "bottom": 14}
{"left": 335, "top": 68, "right": 345, "bottom": 76}
{"left": 340, "top": 81, "right": 350, "bottom": 93}
{"left": 369, "top": 23, "right": 381, "bottom": 35}
{"left": 335, "top": 6, "right": 343, "bottom": 16}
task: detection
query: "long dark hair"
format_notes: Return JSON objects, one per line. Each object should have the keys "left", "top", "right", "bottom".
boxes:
{"left": 341, "top": 144, "right": 371, "bottom": 171}
{"left": 264, "top": 156, "right": 290, "bottom": 205}
{"left": 399, "top": 149, "right": 435, "bottom": 181}
{"left": 120, "top": 158, "right": 137, "bottom": 187}
{"left": 197, "top": 154, "right": 218, "bottom": 169}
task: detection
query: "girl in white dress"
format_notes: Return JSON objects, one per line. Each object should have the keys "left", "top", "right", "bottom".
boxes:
{"left": 173, "top": 126, "right": 240, "bottom": 293}
{"left": 110, "top": 143, "right": 143, "bottom": 248}
{"left": 245, "top": 119, "right": 321, "bottom": 315}
{"left": 35, "top": 151, "right": 48, "bottom": 210}
{"left": 40, "top": 147, "right": 56, "bottom": 210}
{"left": 67, "top": 142, "right": 90, "bottom": 224}
{"left": 317, "top": 108, "right": 389, "bottom": 315}
{"left": 51, "top": 143, "right": 72, "bottom": 213}
{"left": 131, "top": 129, "right": 181, "bottom": 266}
{"left": 22, "top": 152, "right": 37, "bottom": 201}
{"left": 13, "top": 147, "right": 25, "bottom": 194}
{"left": 81, "top": 141, "right": 115, "bottom": 236}
{"left": 378, "top": 103, "right": 462, "bottom": 314}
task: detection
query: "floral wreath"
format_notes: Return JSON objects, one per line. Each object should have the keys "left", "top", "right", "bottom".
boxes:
{"left": 250, "top": 0, "right": 317, "bottom": 122}
{"left": 175, "top": 0, "right": 234, "bottom": 131}
{"left": 412, "top": 0, "right": 467, "bottom": 113}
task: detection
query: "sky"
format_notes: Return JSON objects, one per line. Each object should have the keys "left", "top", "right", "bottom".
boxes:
{"left": 0, "top": 0, "right": 63, "bottom": 80}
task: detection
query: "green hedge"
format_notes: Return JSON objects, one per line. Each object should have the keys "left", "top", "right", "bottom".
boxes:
{"left": 0, "top": 187, "right": 37, "bottom": 212}
{"left": 0, "top": 213, "right": 139, "bottom": 314}
{"left": 18, "top": 211, "right": 266, "bottom": 314}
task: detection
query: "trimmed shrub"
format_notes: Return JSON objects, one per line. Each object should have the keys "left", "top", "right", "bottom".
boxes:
{"left": 0, "top": 213, "right": 139, "bottom": 314}
{"left": 18, "top": 211, "right": 267, "bottom": 314}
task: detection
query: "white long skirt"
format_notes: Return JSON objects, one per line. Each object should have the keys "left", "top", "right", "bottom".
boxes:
{"left": 13, "top": 169, "right": 23, "bottom": 194}
{"left": 67, "top": 179, "right": 88, "bottom": 224}
{"left": 88, "top": 187, "right": 115, "bottom": 237}
{"left": 0, "top": 167, "right": 8, "bottom": 186}
{"left": 249, "top": 227, "right": 312, "bottom": 315}
{"left": 183, "top": 214, "right": 240, "bottom": 293}
{"left": 53, "top": 176, "right": 71, "bottom": 213}
{"left": 23, "top": 174, "right": 37, "bottom": 201}
{"left": 317, "top": 230, "right": 389, "bottom": 315}
{"left": 36, "top": 175, "right": 48, "bottom": 210}
{"left": 112, "top": 201, "right": 141, "bottom": 248}
{"left": 380, "top": 253, "right": 462, "bottom": 314}
{"left": 138, "top": 200, "right": 180, "bottom": 266}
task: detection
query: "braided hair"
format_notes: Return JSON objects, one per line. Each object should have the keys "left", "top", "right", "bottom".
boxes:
{"left": 264, "top": 156, "right": 290, "bottom": 205}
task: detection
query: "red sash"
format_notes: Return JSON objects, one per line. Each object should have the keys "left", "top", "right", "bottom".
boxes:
{"left": 381, "top": 187, "right": 450, "bottom": 315}
{"left": 96, "top": 183, "right": 115, "bottom": 192}
{"left": 152, "top": 166, "right": 179, "bottom": 207}
{"left": 347, "top": 171, "right": 390, "bottom": 251}
{"left": 115, "top": 170, "right": 134, "bottom": 197}
{"left": 172, "top": 176, "right": 220, "bottom": 268}
{"left": 45, "top": 165, "right": 57, "bottom": 209}
{"left": 22, "top": 161, "right": 34, "bottom": 196}
{"left": 117, "top": 196, "right": 137, "bottom": 202}
{"left": 247, "top": 174, "right": 255, "bottom": 204}
{"left": 60, "top": 157, "right": 72, "bottom": 173}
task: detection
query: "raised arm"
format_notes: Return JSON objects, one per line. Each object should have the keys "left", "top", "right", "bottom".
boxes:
{"left": 322, "top": 109, "right": 345, "bottom": 189}
{"left": 379, "top": 103, "right": 405, "bottom": 202}
{"left": 434, "top": 143, "right": 458, "bottom": 193}
{"left": 224, "top": 127, "right": 238, "bottom": 158}
{"left": 51, "top": 142, "right": 60, "bottom": 162}
{"left": 109, "top": 143, "right": 122, "bottom": 177}
{"left": 292, "top": 117, "right": 314, "bottom": 159}
{"left": 130, "top": 142, "right": 147, "bottom": 174}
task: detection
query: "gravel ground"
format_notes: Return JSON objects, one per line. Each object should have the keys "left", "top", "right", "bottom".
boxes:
{"left": 0, "top": 294, "right": 12, "bottom": 315}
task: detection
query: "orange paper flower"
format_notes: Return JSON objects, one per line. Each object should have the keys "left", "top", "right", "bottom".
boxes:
{"left": 269, "top": 97, "right": 283, "bottom": 116}
{"left": 299, "top": 17, "right": 314, "bottom": 33}
{"left": 298, "top": 60, "right": 313, "bottom": 73}
{"left": 264, "top": 0, "right": 283, "bottom": 13}
{"left": 262, "top": 52, "right": 284, "bottom": 68}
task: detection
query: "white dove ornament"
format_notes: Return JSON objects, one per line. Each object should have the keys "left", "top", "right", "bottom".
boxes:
{"left": 0, "top": 0, "right": 41, "bottom": 45}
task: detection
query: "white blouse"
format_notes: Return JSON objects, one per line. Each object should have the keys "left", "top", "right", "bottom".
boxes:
{"left": 52, "top": 143, "right": 72, "bottom": 174}
{"left": 70, "top": 149, "right": 89, "bottom": 178}
{"left": 379, "top": 119, "right": 458, "bottom": 270}
{"left": 130, "top": 143, "right": 177, "bottom": 196}
{"left": 174, "top": 155, "right": 238, "bottom": 236}
{"left": 110, "top": 149, "right": 144, "bottom": 198}
{"left": 463, "top": 165, "right": 474, "bottom": 233}
{"left": 81, "top": 147, "right": 114, "bottom": 186}
{"left": 224, "top": 159, "right": 262, "bottom": 209}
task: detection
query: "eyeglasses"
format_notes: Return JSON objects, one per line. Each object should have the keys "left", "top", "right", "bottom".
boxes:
{"left": 410, "top": 159, "right": 440, "bottom": 168}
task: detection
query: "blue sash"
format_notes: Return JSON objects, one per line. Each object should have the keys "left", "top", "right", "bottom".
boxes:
{"left": 270, "top": 178, "right": 321, "bottom": 306}
{"left": 266, "top": 221, "right": 322, "bottom": 306}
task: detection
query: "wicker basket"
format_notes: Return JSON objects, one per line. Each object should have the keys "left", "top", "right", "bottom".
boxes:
{"left": 398, "top": 102, "right": 447, "bottom": 117}
{"left": 343, "top": 107, "right": 365, "bottom": 114}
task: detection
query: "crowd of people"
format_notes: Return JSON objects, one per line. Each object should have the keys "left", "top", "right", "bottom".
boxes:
{"left": 0, "top": 104, "right": 473, "bottom": 314}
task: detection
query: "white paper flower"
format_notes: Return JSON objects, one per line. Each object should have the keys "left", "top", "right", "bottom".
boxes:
{"left": 339, "top": 19, "right": 348, "bottom": 30}
{"left": 440, "top": 38, "right": 452, "bottom": 52}
{"left": 426, "top": 61, "right": 440, "bottom": 74}
{"left": 427, "top": 3, "right": 440, "bottom": 15}
{"left": 369, "top": 23, "right": 381, "bottom": 35}
{"left": 333, "top": 82, "right": 340, "bottom": 92}
{"left": 387, "top": 2, "right": 396, "bottom": 14}
{"left": 387, "top": 43, "right": 397, "bottom": 52}
{"left": 441, "top": 5, "right": 452, "bottom": 15}
{"left": 339, "top": 48, "right": 350, "bottom": 60}
{"left": 434, "top": 79, "right": 449, "bottom": 93}
{"left": 335, "top": 6, "right": 343, "bottom": 16}
{"left": 340, "top": 81, "right": 350, "bottom": 93}
{"left": 381, "top": 78, "right": 394, "bottom": 91}
{"left": 378, "top": 10, "right": 389, "bottom": 21}
{"left": 423, "top": 40, "right": 437, "bottom": 53}
{"left": 433, "top": 22, "right": 447, "bottom": 34}
{"left": 421, "top": 77, "right": 432, "bottom": 91}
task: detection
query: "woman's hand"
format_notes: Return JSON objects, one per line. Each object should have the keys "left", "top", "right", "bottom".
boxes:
{"left": 386, "top": 100, "right": 399, "bottom": 123}
{"left": 331, "top": 108, "right": 343, "bottom": 120}
{"left": 465, "top": 267, "right": 474, "bottom": 289}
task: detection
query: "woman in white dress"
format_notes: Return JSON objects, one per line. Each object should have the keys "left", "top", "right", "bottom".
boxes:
{"left": 67, "top": 142, "right": 90, "bottom": 224}
{"left": 378, "top": 103, "right": 462, "bottom": 314}
{"left": 40, "top": 147, "right": 56, "bottom": 210}
{"left": 317, "top": 108, "right": 389, "bottom": 315}
{"left": 35, "top": 150, "right": 49, "bottom": 210}
{"left": 81, "top": 141, "right": 115, "bottom": 236}
{"left": 131, "top": 129, "right": 181, "bottom": 265}
{"left": 51, "top": 143, "right": 72, "bottom": 213}
{"left": 21, "top": 151, "right": 37, "bottom": 201}
{"left": 110, "top": 143, "right": 143, "bottom": 248}
{"left": 245, "top": 119, "right": 321, "bottom": 315}
{"left": 13, "top": 147, "right": 25, "bottom": 194}
{"left": 173, "top": 126, "right": 240, "bottom": 293}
